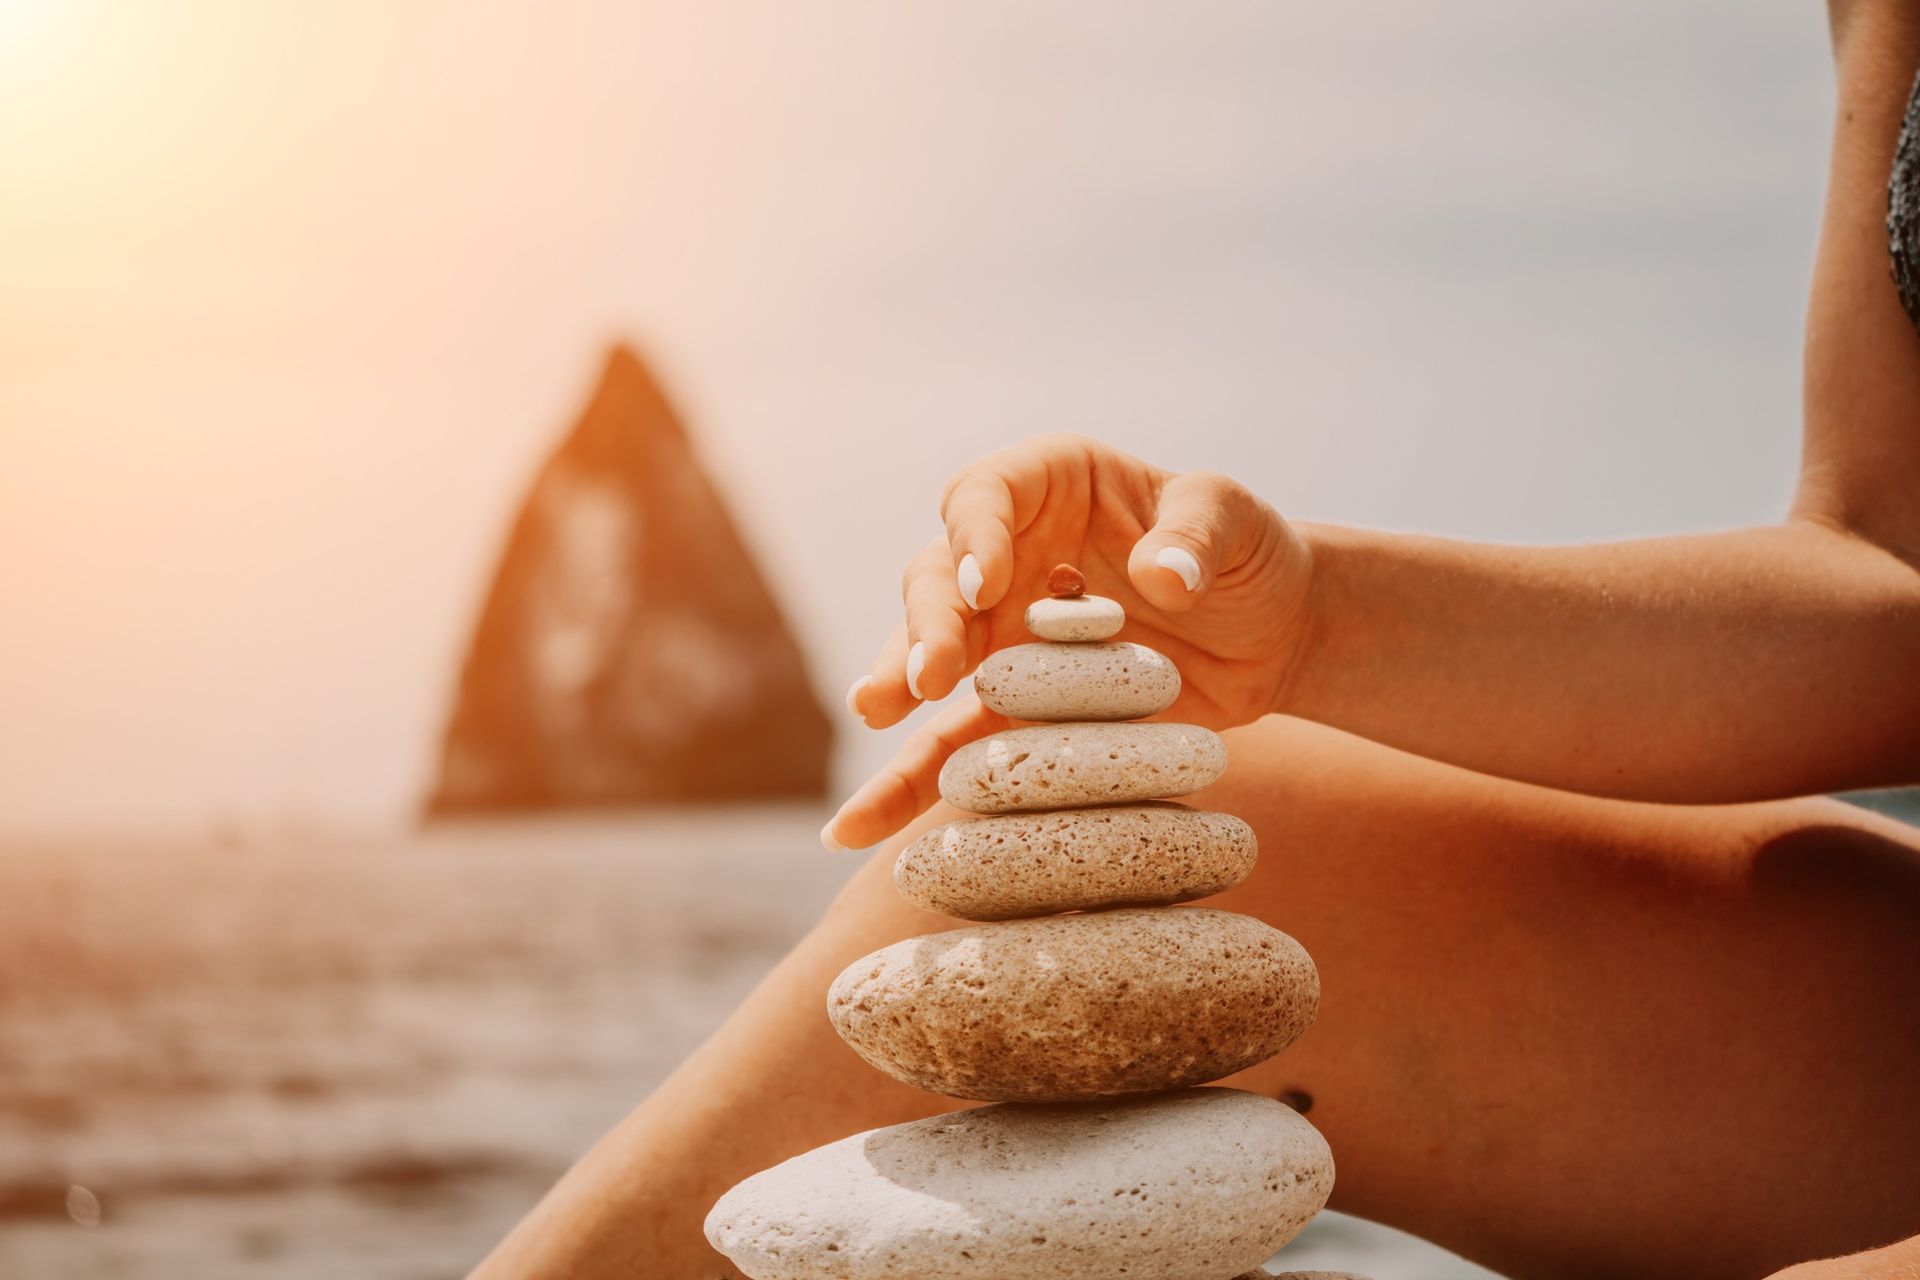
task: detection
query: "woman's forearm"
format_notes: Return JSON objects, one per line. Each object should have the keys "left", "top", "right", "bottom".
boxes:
{"left": 1281, "top": 8, "right": 1920, "bottom": 806}
{"left": 1281, "top": 520, "right": 1920, "bottom": 802}
{"left": 1799, "top": 0, "right": 1920, "bottom": 554}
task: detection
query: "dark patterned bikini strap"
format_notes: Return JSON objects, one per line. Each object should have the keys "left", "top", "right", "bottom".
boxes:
{"left": 1891, "top": 67, "right": 1920, "bottom": 335}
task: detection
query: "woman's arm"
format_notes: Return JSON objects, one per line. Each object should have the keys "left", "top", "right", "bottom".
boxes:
{"left": 1282, "top": 521, "right": 1920, "bottom": 803}
{"left": 831, "top": 5, "right": 1920, "bottom": 849}
{"left": 1273, "top": 5, "right": 1920, "bottom": 804}
{"left": 1802, "top": 0, "right": 1920, "bottom": 551}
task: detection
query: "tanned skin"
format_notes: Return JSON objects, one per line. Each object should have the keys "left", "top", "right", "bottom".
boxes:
{"left": 477, "top": 5, "right": 1920, "bottom": 1277}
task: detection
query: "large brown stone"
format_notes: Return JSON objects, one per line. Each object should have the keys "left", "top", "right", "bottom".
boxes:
{"left": 828, "top": 908, "right": 1318, "bottom": 1102}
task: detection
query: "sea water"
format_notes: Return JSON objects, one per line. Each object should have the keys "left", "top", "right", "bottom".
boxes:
{"left": 0, "top": 811, "right": 1497, "bottom": 1278}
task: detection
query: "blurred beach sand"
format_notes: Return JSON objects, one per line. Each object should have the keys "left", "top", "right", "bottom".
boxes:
{"left": 0, "top": 811, "right": 1498, "bottom": 1279}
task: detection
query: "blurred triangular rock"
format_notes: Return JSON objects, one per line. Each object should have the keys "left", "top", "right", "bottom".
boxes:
{"left": 427, "top": 344, "right": 832, "bottom": 814}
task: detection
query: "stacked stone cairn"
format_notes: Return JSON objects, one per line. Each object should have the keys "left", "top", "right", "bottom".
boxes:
{"left": 706, "top": 566, "right": 1359, "bottom": 1280}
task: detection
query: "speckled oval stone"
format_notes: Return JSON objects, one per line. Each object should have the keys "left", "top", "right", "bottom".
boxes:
{"left": 895, "top": 803, "right": 1257, "bottom": 920}
{"left": 974, "top": 641, "right": 1180, "bottom": 721}
{"left": 1025, "top": 592, "right": 1126, "bottom": 641}
{"left": 939, "top": 722, "right": 1227, "bottom": 813}
{"left": 704, "top": 1088, "right": 1334, "bottom": 1280}
{"left": 828, "top": 908, "right": 1318, "bottom": 1101}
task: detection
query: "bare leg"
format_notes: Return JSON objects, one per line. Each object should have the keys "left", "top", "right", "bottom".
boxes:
{"left": 475, "top": 718, "right": 1920, "bottom": 1280}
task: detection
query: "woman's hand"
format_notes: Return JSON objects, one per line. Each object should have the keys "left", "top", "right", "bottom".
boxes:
{"left": 825, "top": 434, "right": 1313, "bottom": 851}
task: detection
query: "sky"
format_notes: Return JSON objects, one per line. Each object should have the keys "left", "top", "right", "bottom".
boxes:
{"left": 0, "top": 1, "right": 1834, "bottom": 835}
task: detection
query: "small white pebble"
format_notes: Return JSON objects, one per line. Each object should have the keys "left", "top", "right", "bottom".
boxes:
{"left": 1024, "top": 594, "right": 1125, "bottom": 642}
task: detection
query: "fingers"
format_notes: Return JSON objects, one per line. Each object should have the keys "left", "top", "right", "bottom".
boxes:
{"left": 1126, "top": 470, "right": 1269, "bottom": 613}
{"left": 901, "top": 539, "right": 975, "bottom": 702}
{"left": 940, "top": 434, "right": 1092, "bottom": 611}
{"left": 822, "top": 696, "right": 1010, "bottom": 852}
{"left": 846, "top": 537, "right": 981, "bottom": 729}
{"left": 941, "top": 466, "right": 1015, "bottom": 610}
{"left": 846, "top": 624, "right": 917, "bottom": 728}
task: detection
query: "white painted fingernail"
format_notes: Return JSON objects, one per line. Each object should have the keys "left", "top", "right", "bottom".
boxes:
{"left": 956, "top": 553, "right": 983, "bottom": 611}
{"left": 844, "top": 675, "right": 872, "bottom": 718}
{"left": 1155, "top": 546, "right": 1202, "bottom": 591}
{"left": 820, "top": 819, "right": 846, "bottom": 853}
{"left": 905, "top": 641, "right": 927, "bottom": 700}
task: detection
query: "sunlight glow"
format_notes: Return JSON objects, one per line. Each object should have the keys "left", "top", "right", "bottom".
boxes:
{"left": 0, "top": 0, "right": 78, "bottom": 88}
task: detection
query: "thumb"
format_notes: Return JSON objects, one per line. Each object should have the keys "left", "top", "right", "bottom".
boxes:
{"left": 1126, "top": 470, "right": 1265, "bottom": 613}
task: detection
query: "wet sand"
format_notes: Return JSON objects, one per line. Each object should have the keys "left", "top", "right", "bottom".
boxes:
{"left": 0, "top": 810, "right": 1498, "bottom": 1279}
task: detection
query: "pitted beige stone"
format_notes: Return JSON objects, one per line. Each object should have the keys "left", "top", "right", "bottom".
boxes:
{"left": 974, "top": 641, "right": 1180, "bottom": 721}
{"left": 895, "top": 803, "right": 1256, "bottom": 920}
{"left": 828, "top": 908, "right": 1317, "bottom": 1101}
{"left": 704, "top": 1089, "right": 1334, "bottom": 1280}
{"left": 939, "top": 721, "right": 1226, "bottom": 813}
{"left": 1024, "top": 592, "right": 1125, "bottom": 641}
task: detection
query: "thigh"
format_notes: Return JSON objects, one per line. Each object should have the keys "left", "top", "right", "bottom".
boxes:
{"left": 1200, "top": 718, "right": 1920, "bottom": 1280}
{"left": 479, "top": 716, "right": 1920, "bottom": 1279}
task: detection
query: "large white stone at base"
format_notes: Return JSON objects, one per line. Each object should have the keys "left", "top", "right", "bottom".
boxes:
{"left": 705, "top": 1088, "right": 1333, "bottom": 1280}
